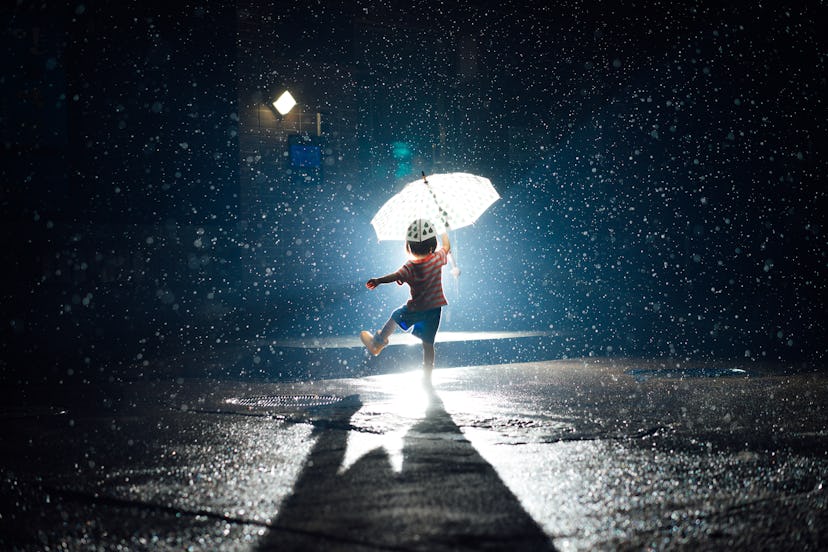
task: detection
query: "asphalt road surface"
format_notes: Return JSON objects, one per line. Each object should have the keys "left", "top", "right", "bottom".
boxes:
{"left": 1, "top": 357, "right": 826, "bottom": 550}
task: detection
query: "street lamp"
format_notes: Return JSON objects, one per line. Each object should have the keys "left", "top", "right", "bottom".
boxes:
{"left": 270, "top": 90, "right": 321, "bottom": 136}
{"left": 273, "top": 90, "right": 297, "bottom": 115}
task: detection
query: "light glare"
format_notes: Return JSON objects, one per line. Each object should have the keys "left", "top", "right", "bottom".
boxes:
{"left": 273, "top": 91, "right": 296, "bottom": 115}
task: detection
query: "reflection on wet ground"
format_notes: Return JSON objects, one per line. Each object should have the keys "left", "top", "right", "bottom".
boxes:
{"left": 0, "top": 358, "right": 825, "bottom": 550}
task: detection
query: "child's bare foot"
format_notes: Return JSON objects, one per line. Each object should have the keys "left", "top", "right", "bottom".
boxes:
{"left": 360, "top": 331, "right": 387, "bottom": 356}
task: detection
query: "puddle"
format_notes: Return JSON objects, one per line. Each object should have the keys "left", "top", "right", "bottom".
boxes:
{"left": 625, "top": 367, "right": 749, "bottom": 382}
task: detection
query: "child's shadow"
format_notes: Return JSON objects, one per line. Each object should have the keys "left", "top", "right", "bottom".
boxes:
{"left": 257, "top": 389, "right": 556, "bottom": 550}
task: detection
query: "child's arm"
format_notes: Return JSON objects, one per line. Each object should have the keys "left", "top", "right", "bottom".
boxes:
{"left": 442, "top": 233, "right": 460, "bottom": 277}
{"left": 366, "top": 272, "right": 399, "bottom": 289}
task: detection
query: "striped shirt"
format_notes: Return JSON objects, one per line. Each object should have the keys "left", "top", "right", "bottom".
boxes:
{"left": 395, "top": 248, "right": 449, "bottom": 311}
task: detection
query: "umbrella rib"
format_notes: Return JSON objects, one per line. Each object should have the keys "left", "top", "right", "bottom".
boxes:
{"left": 425, "top": 181, "right": 449, "bottom": 230}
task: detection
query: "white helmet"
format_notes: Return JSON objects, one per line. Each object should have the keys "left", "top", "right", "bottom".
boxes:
{"left": 406, "top": 219, "right": 437, "bottom": 242}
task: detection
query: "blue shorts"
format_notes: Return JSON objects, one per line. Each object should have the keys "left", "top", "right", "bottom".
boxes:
{"left": 391, "top": 305, "right": 442, "bottom": 344}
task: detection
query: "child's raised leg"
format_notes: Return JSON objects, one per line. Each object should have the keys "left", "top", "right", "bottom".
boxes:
{"left": 379, "top": 318, "right": 397, "bottom": 342}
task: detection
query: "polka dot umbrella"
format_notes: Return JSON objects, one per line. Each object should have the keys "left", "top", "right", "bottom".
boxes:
{"left": 370, "top": 172, "right": 500, "bottom": 241}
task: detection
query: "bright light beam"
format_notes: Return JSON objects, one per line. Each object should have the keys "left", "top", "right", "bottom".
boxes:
{"left": 264, "top": 330, "right": 554, "bottom": 349}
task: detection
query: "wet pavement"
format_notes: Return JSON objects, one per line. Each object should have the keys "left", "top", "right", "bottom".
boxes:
{"left": 1, "top": 356, "right": 826, "bottom": 550}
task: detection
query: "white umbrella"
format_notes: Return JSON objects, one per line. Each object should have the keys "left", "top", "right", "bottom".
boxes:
{"left": 370, "top": 172, "right": 500, "bottom": 241}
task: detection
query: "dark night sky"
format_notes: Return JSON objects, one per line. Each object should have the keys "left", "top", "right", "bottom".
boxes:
{"left": 1, "top": 1, "right": 825, "bottom": 382}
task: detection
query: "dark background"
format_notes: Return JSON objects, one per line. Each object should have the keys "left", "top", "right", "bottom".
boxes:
{"left": 1, "top": 0, "right": 825, "bottom": 384}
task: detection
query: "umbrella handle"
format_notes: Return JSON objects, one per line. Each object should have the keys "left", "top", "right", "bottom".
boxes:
{"left": 448, "top": 252, "right": 460, "bottom": 278}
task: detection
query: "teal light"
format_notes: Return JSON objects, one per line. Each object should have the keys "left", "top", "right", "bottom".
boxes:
{"left": 391, "top": 141, "right": 411, "bottom": 159}
{"left": 391, "top": 141, "right": 412, "bottom": 177}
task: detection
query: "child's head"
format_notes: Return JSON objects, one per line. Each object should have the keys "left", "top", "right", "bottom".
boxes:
{"left": 407, "top": 236, "right": 437, "bottom": 257}
{"left": 405, "top": 219, "right": 438, "bottom": 258}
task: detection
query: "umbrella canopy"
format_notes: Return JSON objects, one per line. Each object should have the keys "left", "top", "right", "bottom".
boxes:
{"left": 370, "top": 172, "right": 500, "bottom": 241}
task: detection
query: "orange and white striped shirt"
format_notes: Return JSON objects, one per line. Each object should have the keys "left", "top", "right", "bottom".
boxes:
{"left": 395, "top": 249, "right": 448, "bottom": 311}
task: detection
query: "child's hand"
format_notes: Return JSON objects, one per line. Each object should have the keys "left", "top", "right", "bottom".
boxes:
{"left": 366, "top": 278, "right": 379, "bottom": 289}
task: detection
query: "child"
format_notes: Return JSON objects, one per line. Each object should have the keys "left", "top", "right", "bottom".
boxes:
{"left": 361, "top": 219, "right": 450, "bottom": 382}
